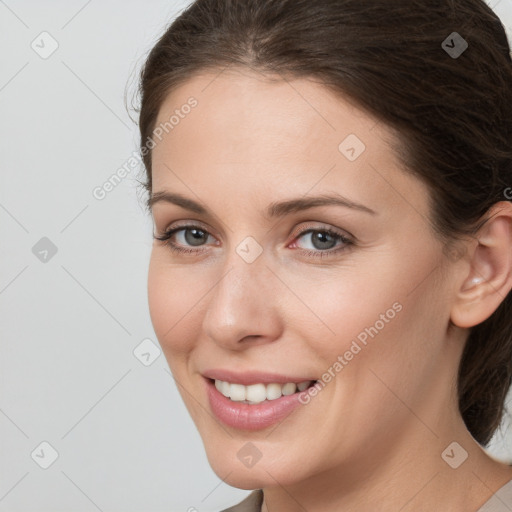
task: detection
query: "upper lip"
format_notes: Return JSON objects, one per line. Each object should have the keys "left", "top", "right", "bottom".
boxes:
{"left": 202, "top": 369, "right": 317, "bottom": 386}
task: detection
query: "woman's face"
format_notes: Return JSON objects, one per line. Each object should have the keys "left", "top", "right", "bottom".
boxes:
{"left": 147, "top": 68, "right": 462, "bottom": 488}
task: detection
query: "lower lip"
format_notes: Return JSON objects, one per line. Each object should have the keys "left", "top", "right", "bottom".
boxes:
{"left": 205, "top": 378, "right": 309, "bottom": 431}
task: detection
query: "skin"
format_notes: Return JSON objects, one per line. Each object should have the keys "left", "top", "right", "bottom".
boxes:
{"left": 147, "top": 67, "right": 512, "bottom": 511}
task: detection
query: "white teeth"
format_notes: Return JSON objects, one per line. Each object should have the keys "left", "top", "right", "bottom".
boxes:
{"left": 214, "top": 379, "right": 314, "bottom": 404}
{"left": 220, "top": 380, "right": 230, "bottom": 396}
{"left": 282, "top": 382, "right": 297, "bottom": 395}
{"left": 246, "top": 383, "right": 267, "bottom": 403}
{"left": 266, "top": 383, "right": 283, "bottom": 400}
{"left": 229, "top": 383, "right": 246, "bottom": 401}
{"left": 297, "top": 381, "right": 310, "bottom": 391}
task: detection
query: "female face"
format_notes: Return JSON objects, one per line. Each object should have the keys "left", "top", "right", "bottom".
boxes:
{"left": 147, "top": 68, "right": 462, "bottom": 489}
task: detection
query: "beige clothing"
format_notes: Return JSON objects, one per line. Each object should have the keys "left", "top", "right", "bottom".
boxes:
{"left": 220, "top": 490, "right": 263, "bottom": 512}
{"left": 220, "top": 481, "right": 512, "bottom": 511}
{"left": 477, "top": 479, "right": 512, "bottom": 512}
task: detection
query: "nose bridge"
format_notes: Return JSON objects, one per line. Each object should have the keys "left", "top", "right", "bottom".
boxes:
{"left": 202, "top": 236, "right": 280, "bottom": 345}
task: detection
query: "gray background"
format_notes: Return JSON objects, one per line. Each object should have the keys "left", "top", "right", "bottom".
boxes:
{"left": 1, "top": 1, "right": 512, "bottom": 511}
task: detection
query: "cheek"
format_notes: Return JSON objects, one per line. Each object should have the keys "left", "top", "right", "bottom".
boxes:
{"left": 294, "top": 260, "right": 439, "bottom": 384}
{"left": 287, "top": 269, "right": 404, "bottom": 360}
{"left": 147, "top": 251, "right": 204, "bottom": 358}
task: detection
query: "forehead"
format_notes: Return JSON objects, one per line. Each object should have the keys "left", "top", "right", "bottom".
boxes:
{"left": 150, "top": 68, "right": 429, "bottom": 226}
{"left": 153, "top": 67, "right": 380, "bottom": 157}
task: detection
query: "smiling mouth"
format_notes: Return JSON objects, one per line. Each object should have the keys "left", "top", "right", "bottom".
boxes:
{"left": 209, "top": 378, "right": 318, "bottom": 405}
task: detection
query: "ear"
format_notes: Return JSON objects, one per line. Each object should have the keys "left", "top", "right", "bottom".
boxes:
{"left": 450, "top": 201, "right": 512, "bottom": 329}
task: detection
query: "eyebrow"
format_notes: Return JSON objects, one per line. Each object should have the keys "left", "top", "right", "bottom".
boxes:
{"left": 148, "top": 190, "right": 377, "bottom": 217}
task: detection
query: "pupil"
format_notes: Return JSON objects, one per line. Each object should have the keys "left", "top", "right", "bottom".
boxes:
{"left": 313, "top": 231, "right": 335, "bottom": 250}
{"left": 185, "top": 228, "right": 206, "bottom": 246}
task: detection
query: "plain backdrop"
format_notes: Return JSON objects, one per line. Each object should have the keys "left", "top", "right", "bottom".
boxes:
{"left": 1, "top": 1, "right": 512, "bottom": 511}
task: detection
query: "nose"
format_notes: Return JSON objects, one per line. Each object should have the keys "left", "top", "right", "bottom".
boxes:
{"left": 201, "top": 243, "right": 284, "bottom": 350}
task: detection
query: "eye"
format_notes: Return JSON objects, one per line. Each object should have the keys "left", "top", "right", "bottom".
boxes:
{"left": 154, "top": 224, "right": 216, "bottom": 255}
{"left": 289, "top": 225, "right": 353, "bottom": 259}
{"left": 153, "top": 223, "right": 354, "bottom": 259}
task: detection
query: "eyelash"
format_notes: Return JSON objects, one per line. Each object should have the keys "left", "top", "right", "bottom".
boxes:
{"left": 154, "top": 223, "right": 354, "bottom": 260}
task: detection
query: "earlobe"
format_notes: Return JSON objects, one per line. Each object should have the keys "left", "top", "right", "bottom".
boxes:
{"left": 450, "top": 201, "right": 512, "bottom": 329}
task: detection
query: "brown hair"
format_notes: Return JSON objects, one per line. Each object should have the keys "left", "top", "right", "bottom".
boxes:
{"left": 136, "top": 0, "right": 512, "bottom": 447}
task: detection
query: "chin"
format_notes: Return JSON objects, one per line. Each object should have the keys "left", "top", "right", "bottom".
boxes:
{"left": 204, "top": 442, "right": 306, "bottom": 490}
{"left": 210, "top": 464, "right": 279, "bottom": 490}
